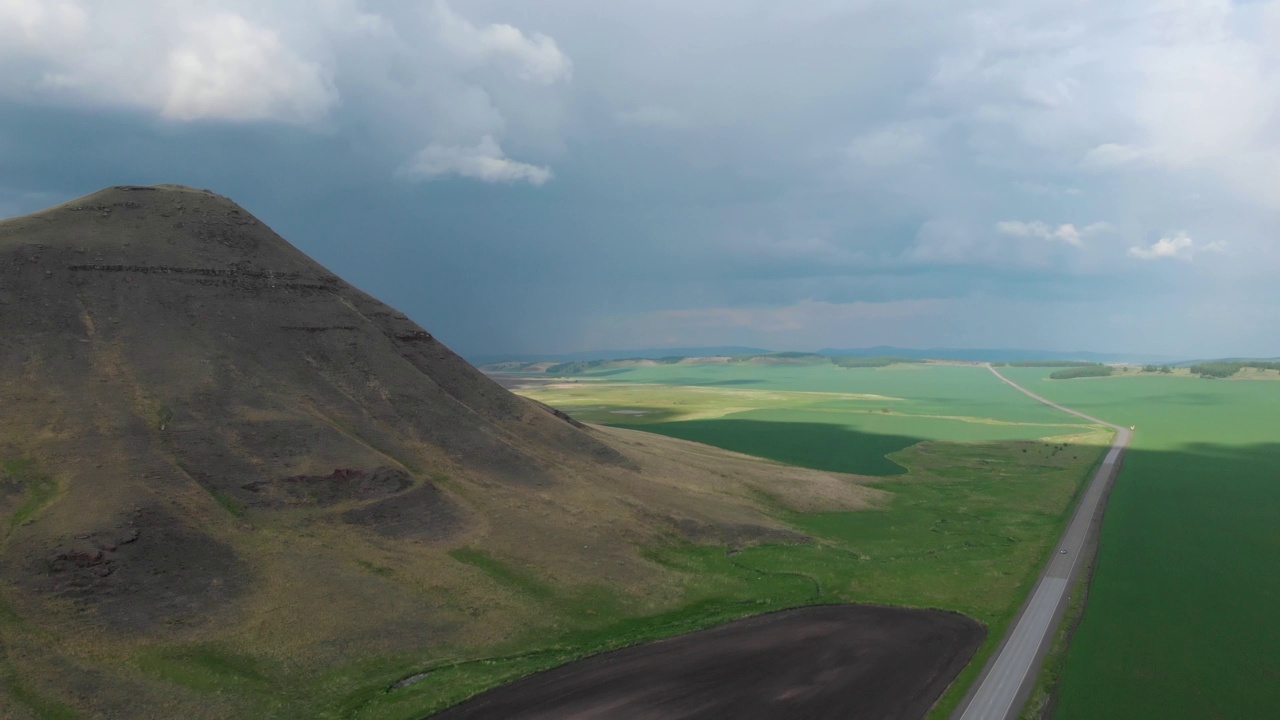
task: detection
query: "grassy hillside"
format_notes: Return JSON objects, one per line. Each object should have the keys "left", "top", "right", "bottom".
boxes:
{"left": 999, "top": 369, "right": 1280, "bottom": 719}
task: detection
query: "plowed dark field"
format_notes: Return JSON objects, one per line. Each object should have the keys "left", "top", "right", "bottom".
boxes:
{"left": 429, "top": 604, "right": 984, "bottom": 720}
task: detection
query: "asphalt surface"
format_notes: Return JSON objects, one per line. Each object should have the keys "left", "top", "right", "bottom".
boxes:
{"left": 950, "top": 366, "right": 1130, "bottom": 720}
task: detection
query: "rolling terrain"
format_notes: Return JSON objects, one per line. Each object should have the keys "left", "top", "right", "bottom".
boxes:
{"left": 502, "top": 352, "right": 1280, "bottom": 718}
{"left": 510, "top": 362, "right": 1115, "bottom": 719}
{"left": 0, "top": 186, "right": 908, "bottom": 719}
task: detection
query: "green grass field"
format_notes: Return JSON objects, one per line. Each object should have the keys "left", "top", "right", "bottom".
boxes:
{"left": 518, "top": 363, "right": 1113, "bottom": 718}
{"left": 997, "top": 369, "right": 1280, "bottom": 719}
{"left": 552, "top": 362, "right": 1095, "bottom": 426}
{"left": 523, "top": 363, "right": 1092, "bottom": 477}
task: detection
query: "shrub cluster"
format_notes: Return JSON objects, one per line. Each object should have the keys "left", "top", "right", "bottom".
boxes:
{"left": 832, "top": 356, "right": 925, "bottom": 368}
{"left": 1190, "top": 361, "right": 1280, "bottom": 379}
{"left": 1006, "top": 360, "right": 1101, "bottom": 368}
{"left": 545, "top": 360, "right": 609, "bottom": 375}
{"left": 1049, "top": 365, "right": 1114, "bottom": 380}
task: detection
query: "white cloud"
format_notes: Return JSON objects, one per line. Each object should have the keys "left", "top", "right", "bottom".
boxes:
{"left": 923, "top": 0, "right": 1280, "bottom": 207}
{"left": 0, "top": 0, "right": 574, "bottom": 175}
{"left": 996, "top": 220, "right": 1112, "bottom": 247}
{"left": 1128, "top": 232, "right": 1195, "bottom": 260}
{"left": 432, "top": 0, "right": 571, "bottom": 85}
{"left": 1126, "top": 234, "right": 1226, "bottom": 261}
{"left": 910, "top": 217, "right": 1124, "bottom": 270}
{"left": 401, "top": 135, "right": 552, "bottom": 185}
{"left": 0, "top": 2, "right": 572, "bottom": 123}
{"left": 0, "top": 2, "right": 337, "bottom": 123}
{"left": 0, "top": 0, "right": 88, "bottom": 49}
{"left": 1076, "top": 4, "right": 1279, "bottom": 208}
{"left": 162, "top": 13, "right": 336, "bottom": 122}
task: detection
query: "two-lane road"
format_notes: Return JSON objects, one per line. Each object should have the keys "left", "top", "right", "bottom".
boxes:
{"left": 951, "top": 366, "right": 1131, "bottom": 720}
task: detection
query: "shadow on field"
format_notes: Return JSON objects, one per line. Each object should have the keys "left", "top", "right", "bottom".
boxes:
{"left": 611, "top": 420, "right": 922, "bottom": 476}
{"left": 1048, "top": 440, "right": 1280, "bottom": 720}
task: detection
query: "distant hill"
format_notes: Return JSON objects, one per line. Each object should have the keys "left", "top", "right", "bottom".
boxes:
{"left": 486, "top": 352, "right": 838, "bottom": 376}
{"left": 482, "top": 348, "right": 1180, "bottom": 377}
{"left": 0, "top": 186, "right": 869, "bottom": 719}
{"left": 468, "top": 346, "right": 772, "bottom": 366}
{"left": 1170, "top": 356, "right": 1280, "bottom": 369}
{"left": 817, "top": 346, "right": 1188, "bottom": 365}
{"left": 479, "top": 345, "right": 1190, "bottom": 370}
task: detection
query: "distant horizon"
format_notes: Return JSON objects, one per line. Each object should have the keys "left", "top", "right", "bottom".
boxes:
{"left": 464, "top": 343, "right": 1264, "bottom": 366}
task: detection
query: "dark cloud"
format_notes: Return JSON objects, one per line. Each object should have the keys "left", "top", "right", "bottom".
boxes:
{"left": 2, "top": 1, "right": 1278, "bottom": 358}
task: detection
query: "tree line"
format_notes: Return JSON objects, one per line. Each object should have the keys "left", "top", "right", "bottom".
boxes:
{"left": 1189, "top": 361, "right": 1280, "bottom": 378}
{"left": 832, "top": 356, "right": 926, "bottom": 368}
{"left": 1049, "top": 365, "right": 1114, "bottom": 380}
{"left": 999, "top": 360, "right": 1101, "bottom": 368}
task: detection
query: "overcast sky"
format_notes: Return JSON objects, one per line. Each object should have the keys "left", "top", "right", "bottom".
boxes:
{"left": 2, "top": 0, "right": 1278, "bottom": 358}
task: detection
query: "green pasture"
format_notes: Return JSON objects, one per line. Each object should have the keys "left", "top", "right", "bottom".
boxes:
{"left": 997, "top": 369, "right": 1280, "bottom": 719}
{"left": 614, "top": 412, "right": 1086, "bottom": 477}
{"left": 555, "top": 362, "right": 1091, "bottom": 426}
{"left": 517, "top": 363, "right": 1112, "bottom": 718}
{"left": 523, "top": 364, "right": 1091, "bottom": 477}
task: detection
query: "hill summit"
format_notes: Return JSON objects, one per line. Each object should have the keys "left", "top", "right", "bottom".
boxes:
{"left": 0, "top": 186, "right": 872, "bottom": 718}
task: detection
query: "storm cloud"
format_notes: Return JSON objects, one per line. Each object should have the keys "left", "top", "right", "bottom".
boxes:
{"left": 1, "top": 0, "right": 1277, "bottom": 357}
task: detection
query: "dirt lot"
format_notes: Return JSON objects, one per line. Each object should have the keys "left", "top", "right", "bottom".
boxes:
{"left": 428, "top": 604, "right": 984, "bottom": 720}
